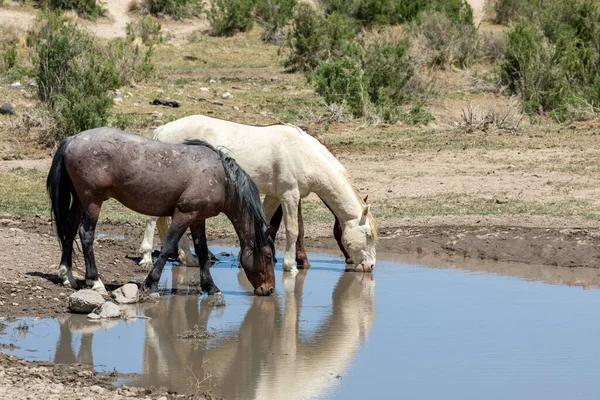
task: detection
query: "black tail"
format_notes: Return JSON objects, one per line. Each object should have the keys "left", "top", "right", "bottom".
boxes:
{"left": 46, "top": 137, "right": 80, "bottom": 248}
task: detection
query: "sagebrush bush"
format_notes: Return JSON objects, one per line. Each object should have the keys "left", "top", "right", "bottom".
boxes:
{"left": 206, "top": 0, "right": 256, "bottom": 36}
{"left": 37, "top": 0, "right": 106, "bottom": 19}
{"left": 493, "top": 0, "right": 539, "bottom": 24}
{"left": 126, "top": 15, "right": 163, "bottom": 45}
{"left": 104, "top": 38, "right": 155, "bottom": 85}
{"left": 312, "top": 56, "right": 367, "bottom": 117}
{"left": 142, "top": 0, "right": 203, "bottom": 18}
{"left": 255, "top": 0, "right": 296, "bottom": 43}
{"left": 322, "top": 0, "right": 473, "bottom": 26}
{"left": 29, "top": 13, "right": 121, "bottom": 143}
{"left": 312, "top": 37, "right": 426, "bottom": 123}
{"left": 499, "top": 0, "right": 600, "bottom": 121}
{"left": 410, "top": 11, "right": 480, "bottom": 69}
{"left": 283, "top": 5, "right": 359, "bottom": 71}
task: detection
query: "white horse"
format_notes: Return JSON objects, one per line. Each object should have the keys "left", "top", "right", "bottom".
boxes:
{"left": 138, "top": 115, "right": 377, "bottom": 273}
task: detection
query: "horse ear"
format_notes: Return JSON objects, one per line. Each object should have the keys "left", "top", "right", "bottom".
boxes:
{"left": 360, "top": 204, "right": 370, "bottom": 225}
{"left": 363, "top": 195, "right": 369, "bottom": 203}
{"left": 265, "top": 226, "right": 276, "bottom": 240}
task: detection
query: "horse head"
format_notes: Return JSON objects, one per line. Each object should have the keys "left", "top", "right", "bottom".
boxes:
{"left": 341, "top": 202, "right": 377, "bottom": 272}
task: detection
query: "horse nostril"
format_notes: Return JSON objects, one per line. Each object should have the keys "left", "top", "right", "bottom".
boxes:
{"left": 269, "top": 287, "right": 274, "bottom": 294}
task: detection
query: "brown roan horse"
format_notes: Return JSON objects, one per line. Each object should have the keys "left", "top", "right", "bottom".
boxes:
{"left": 46, "top": 128, "right": 275, "bottom": 296}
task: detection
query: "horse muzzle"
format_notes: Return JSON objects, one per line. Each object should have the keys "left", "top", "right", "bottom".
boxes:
{"left": 254, "top": 283, "right": 275, "bottom": 296}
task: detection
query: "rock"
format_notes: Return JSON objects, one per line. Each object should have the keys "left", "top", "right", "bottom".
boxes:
{"left": 86, "top": 312, "right": 101, "bottom": 320}
{"left": 233, "top": 106, "right": 239, "bottom": 111}
{"left": 221, "top": 91, "right": 232, "bottom": 99}
{"left": 112, "top": 283, "right": 139, "bottom": 304}
{"left": 0, "top": 103, "right": 15, "bottom": 115}
{"left": 200, "top": 87, "right": 210, "bottom": 92}
{"left": 130, "top": 83, "right": 141, "bottom": 89}
{"left": 113, "top": 97, "right": 123, "bottom": 104}
{"left": 9, "top": 82, "right": 21, "bottom": 87}
{"left": 68, "top": 290, "right": 105, "bottom": 314}
{"left": 151, "top": 111, "right": 163, "bottom": 119}
{"left": 95, "top": 301, "right": 121, "bottom": 318}
{"left": 89, "top": 385, "right": 105, "bottom": 394}
{"left": 209, "top": 78, "right": 216, "bottom": 83}
{"left": 262, "top": 87, "right": 271, "bottom": 93}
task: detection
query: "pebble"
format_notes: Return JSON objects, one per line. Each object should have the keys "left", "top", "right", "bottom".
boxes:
{"left": 222, "top": 91, "right": 232, "bottom": 99}
{"left": 9, "top": 82, "right": 21, "bottom": 87}
{"left": 200, "top": 87, "right": 209, "bottom": 92}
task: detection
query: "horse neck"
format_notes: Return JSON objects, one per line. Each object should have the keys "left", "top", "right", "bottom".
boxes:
{"left": 314, "top": 171, "right": 363, "bottom": 224}
{"left": 223, "top": 200, "right": 255, "bottom": 251}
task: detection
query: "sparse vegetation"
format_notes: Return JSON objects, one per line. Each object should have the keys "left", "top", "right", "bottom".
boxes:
{"left": 255, "top": 0, "right": 296, "bottom": 43}
{"left": 206, "top": 0, "right": 257, "bottom": 36}
{"left": 499, "top": 0, "right": 600, "bottom": 121}
{"left": 142, "top": 0, "right": 203, "bottom": 18}
{"left": 126, "top": 15, "right": 163, "bottom": 46}
{"left": 37, "top": 0, "right": 106, "bottom": 19}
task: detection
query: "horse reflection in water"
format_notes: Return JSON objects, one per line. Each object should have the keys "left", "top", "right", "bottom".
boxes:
{"left": 139, "top": 267, "right": 375, "bottom": 399}
{"left": 54, "top": 317, "right": 120, "bottom": 366}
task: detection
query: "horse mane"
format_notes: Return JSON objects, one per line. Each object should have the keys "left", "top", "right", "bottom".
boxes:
{"left": 183, "top": 139, "right": 275, "bottom": 267}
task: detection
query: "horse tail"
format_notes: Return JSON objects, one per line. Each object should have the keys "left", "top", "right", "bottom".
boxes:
{"left": 46, "top": 137, "right": 79, "bottom": 248}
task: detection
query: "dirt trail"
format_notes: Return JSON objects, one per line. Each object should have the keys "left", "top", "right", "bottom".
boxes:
{"left": 467, "top": 0, "right": 487, "bottom": 25}
{"left": 87, "top": 0, "right": 131, "bottom": 39}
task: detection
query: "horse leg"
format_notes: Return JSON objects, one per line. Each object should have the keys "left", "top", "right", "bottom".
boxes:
{"left": 57, "top": 205, "right": 81, "bottom": 289}
{"left": 79, "top": 202, "right": 107, "bottom": 294}
{"left": 139, "top": 216, "right": 157, "bottom": 267}
{"left": 333, "top": 215, "right": 352, "bottom": 264}
{"left": 280, "top": 191, "right": 300, "bottom": 273}
{"left": 157, "top": 216, "right": 202, "bottom": 266}
{"left": 189, "top": 221, "right": 220, "bottom": 295}
{"left": 295, "top": 201, "right": 311, "bottom": 268}
{"left": 143, "top": 212, "right": 190, "bottom": 294}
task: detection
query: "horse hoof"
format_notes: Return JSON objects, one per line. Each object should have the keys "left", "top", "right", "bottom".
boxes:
{"left": 148, "top": 292, "right": 160, "bottom": 299}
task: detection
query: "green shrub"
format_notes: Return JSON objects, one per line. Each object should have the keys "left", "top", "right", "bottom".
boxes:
{"left": 283, "top": 5, "right": 359, "bottom": 71}
{"left": 126, "top": 15, "right": 163, "bottom": 46}
{"left": 104, "top": 38, "right": 155, "bottom": 85}
{"left": 493, "top": 0, "right": 539, "bottom": 24}
{"left": 142, "top": 0, "right": 203, "bottom": 18}
{"left": 38, "top": 0, "right": 106, "bottom": 19}
{"left": 206, "top": 0, "right": 256, "bottom": 36}
{"left": 363, "top": 38, "right": 413, "bottom": 110}
{"left": 1, "top": 44, "right": 18, "bottom": 71}
{"left": 312, "top": 56, "right": 367, "bottom": 117}
{"left": 29, "top": 12, "right": 121, "bottom": 143}
{"left": 321, "top": 0, "right": 473, "bottom": 26}
{"left": 410, "top": 10, "right": 480, "bottom": 68}
{"left": 312, "top": 37, "right": 423, "bottom": 123}
{"left": 255, "top": 0, "right": 296, "bottom": 43}
{"left": 499, "top": 1, "right": 600, "bottom": 120}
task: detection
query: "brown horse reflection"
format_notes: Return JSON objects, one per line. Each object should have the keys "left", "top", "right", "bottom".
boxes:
{"left": 138, "top": 268, "right": 375, "bottom": 398}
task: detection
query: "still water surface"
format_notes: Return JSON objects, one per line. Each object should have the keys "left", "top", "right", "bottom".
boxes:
{"left": 2, "top": 246, "right": 600, "bottom": 399}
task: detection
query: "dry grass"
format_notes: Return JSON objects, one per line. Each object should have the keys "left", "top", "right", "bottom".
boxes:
{"left": 458, "top": 102, "right": 523, "bottom": 133}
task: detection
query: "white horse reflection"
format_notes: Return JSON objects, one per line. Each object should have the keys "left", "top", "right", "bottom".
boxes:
{"left": 140, "top": 267, "right": 375, "bottom": 399}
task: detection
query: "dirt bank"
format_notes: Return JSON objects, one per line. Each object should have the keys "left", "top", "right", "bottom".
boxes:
{"left": 0, "top": 350, "right": 212, "bottom": 399}
{"left": 1, "top": 215, "right": 599, "bottom": 319}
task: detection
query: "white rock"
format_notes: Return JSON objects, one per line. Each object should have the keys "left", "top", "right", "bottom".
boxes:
{"left": 87, "top": 312, "right": 101, "bottom": 320}
{"left": 112, "top": 283, "right": 139, "bottom": 304}
{"left": 222, "top": 91, "right": 232, "bottom": 99}
{"left": 9, "top": 82, "right": 21, "bottom": 87}
{"left": 68, "top": 290, "right": 105, "bottom": 314}
{"left": 95, "top": 301, "right": 121, "bottom": 318}
{"left": 200, "top": 87, "right": 210, "bottom": 92}
{"left": 113, "top": 97, "right": 123, "bottom": 104}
